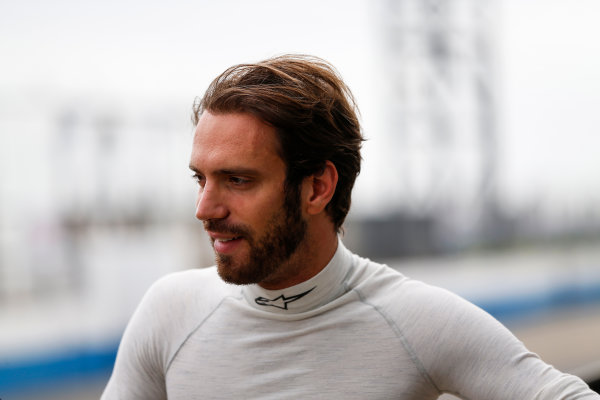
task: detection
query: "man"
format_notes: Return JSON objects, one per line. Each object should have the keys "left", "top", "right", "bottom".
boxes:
{"left": 102, "top": 55, "right": 598, "bottom": 399}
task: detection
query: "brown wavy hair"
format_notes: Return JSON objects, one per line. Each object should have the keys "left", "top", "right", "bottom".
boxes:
{"left": 192, "top": 54, "right": 363, "bottom": 231}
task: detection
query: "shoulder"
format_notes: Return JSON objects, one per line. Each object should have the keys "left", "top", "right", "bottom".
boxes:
{"left": 349, "top": 254, "right": 476, "bottom": 315}
{"left": 127, "top": 266, "right": 235, "bottom": 321}
{"left": 140, "top": 267, "right": 241, "bottom": 331}
{"left": 350, "top": 255, "right": 502, "bottom": 346}
{"left": 103, "top": 269, "right": 237, "bottom": 398}
{"left": 347, "top": 253, "right": 437, "bottom": 308}
{"left": 146, "top": 267, "right": 234, "bottom": 303}
{"left": 124, "top": 267, "right": 240, "bottom": 365}
{"left": 344, "top": 255, "right": 600, "bottom": 398}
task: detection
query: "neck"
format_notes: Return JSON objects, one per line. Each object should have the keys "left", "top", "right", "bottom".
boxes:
{"left": 243, "top": 237, "right": 352, "bottom": 314}
{"left": 258, "top": 226, "right": 338, "bottom": 290}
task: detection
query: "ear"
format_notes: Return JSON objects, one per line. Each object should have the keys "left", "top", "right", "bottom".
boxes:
{"left": 303, "top": 161, "right": 338, "bottom": 216}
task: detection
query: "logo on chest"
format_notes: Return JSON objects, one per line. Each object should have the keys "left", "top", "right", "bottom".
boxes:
{"left": 255, "top": 287, "right": 316, "bottom": 310}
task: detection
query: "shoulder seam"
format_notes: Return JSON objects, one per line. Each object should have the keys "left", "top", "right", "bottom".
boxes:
{"left": 351, "top": 286, "right": 441, "bottom": 395}
{"left": 164, "top": 294, "right": 241, "bottom": 373}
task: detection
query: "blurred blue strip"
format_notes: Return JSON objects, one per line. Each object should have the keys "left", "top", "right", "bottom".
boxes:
{"left": 0, "top": 340, "right": 119, "bottom": 393}
{"left": 477, "top": 282, "right": 600, "bottom": 322}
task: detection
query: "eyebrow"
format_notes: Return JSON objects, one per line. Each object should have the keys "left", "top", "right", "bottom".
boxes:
{"left": 188, "top": 165, "right": 261, "bottom": 176}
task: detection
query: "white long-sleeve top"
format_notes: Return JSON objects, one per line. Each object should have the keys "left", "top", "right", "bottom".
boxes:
{"left": 102, "top": 240, "right": 598, "bottom": 399}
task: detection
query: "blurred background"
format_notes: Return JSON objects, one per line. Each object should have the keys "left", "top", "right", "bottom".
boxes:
{"left": 1, "top": 0, "right": 599, "bottom": 398}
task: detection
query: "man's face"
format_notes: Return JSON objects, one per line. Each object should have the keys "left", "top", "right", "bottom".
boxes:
{"left": 189, "top": 111, "right": 307, "bottom": 286}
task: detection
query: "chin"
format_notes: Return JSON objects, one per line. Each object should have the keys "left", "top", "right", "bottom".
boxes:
{"left": 216, "top": 253, "right": 285, "bottom": 286}
{"left": 216, "top": 256, "right": 256, "bottom": 285}
{"left": 217, "top": 268, "right": 252, "bottom": 285}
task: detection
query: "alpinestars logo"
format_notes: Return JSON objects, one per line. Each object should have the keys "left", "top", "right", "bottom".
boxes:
{"left": 255, "top": 287, "right": 316, "bottom": 310}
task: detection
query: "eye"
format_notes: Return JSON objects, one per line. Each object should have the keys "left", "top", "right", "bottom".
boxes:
{"left": 191, "top": 173, "right": 206, "bottom": 188}
{"left": 229, "top": 176, "right": 250, "bottom": 186}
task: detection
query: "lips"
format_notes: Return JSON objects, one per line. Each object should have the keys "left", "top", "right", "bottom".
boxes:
{"left": 209, "top": 232, "right": 245, "bottom": 254}
{"left": 214, "top": 236, "right": 238, "bottom": 242}
{"left": 209, "top": 232, "right": 242, "bottom": 242}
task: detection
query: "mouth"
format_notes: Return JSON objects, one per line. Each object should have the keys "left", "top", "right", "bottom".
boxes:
{"left": 210, "top": 233, "right": 245, "bottom": 254}
{"left": 214, "top": 236, "right": 242, "bottom": 243}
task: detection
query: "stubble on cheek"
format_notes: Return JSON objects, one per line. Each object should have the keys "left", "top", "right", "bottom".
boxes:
{"left": 208, "top": 184, "right": 306, "bottom": 286}
{"left": 213, "top": 207, "right": 306, "bottom": 286}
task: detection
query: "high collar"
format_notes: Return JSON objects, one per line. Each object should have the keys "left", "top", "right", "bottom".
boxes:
{"left": 242, "top": 238, "right": 353, "bottom": 314}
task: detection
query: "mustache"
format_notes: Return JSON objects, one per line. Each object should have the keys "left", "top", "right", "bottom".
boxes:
{"left": 204, "top": 219, "right": 251, "bottom": 237}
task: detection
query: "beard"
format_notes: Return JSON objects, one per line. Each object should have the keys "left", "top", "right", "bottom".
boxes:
{"left": 204, "top": 185, "right": 307, "bottom": 286}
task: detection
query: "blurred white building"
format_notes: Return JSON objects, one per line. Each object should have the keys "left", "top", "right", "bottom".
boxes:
{"left": 0, "top": 91, "right": 213, "bottom": 394}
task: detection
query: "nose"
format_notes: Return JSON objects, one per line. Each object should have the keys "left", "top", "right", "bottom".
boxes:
{"left": 195, "top": 182, "right": 228, "bottom": 221}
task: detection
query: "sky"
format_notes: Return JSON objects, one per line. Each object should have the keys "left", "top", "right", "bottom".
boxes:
{"left": 499, "top": 0, "right": 600, "bottom": 212}
{"left": 1, "top": 0, "right": 599, "bottom": 217}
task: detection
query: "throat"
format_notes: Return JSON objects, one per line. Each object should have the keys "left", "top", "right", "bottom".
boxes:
{"left": 242, "top": 238, "right": 351, "bottom": 314}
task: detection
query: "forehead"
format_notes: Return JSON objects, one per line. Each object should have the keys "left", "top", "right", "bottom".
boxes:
{"left": 190, "top": 111, "right": 283, "bottom": 171}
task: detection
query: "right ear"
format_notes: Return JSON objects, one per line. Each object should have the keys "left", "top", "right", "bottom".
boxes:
{"left": 302, "top": 161, "right": 338, "bottom": 216}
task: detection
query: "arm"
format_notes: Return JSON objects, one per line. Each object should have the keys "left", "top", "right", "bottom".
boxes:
{"left": 394, "top": 280, "right": 599, "bottom": 399}
{"left": 101, "top": 277, "right": 173, "bottom": 400}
